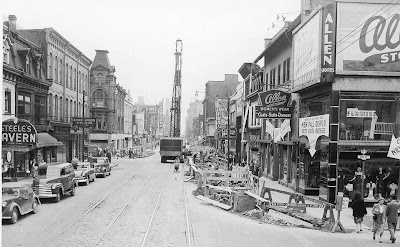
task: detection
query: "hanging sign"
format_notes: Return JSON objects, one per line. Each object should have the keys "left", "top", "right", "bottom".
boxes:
{"left": 388, "top": 135, "right": 400, "bottom": 160}
{"left": 2, "top": 118, "right": 37, "bottom": 145}
{"left": 346, "top": 108, "right": 376, "bottom": 118}
{"left": 265, "top": 120, "right": 274, "bottom": 138}
{"left": 255, "top": 90, "right": 292, "bottom": 119}
{"left": 280, "top": 119, "right": 291, "bottom": 140}
{"left": 299, "top": 114, "right": 330, "bottom": 157}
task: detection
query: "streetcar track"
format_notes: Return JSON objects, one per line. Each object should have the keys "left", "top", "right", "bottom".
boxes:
{"left": 140, "top": 164, "right": 173, "bottom": 247}
{"left": 45, "top": 160, "right": 157, "bottom": 244}
{"left": 90, "top": 163, "right": 172, "bottom": 247}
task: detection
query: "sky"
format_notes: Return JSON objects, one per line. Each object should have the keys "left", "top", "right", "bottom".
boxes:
{"left": 3, "top": 0, "right": 301, "bottom": 132}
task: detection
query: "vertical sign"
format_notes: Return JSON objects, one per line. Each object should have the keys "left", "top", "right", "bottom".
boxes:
{"left": 321, "top": 2, "right": 336, "bottom": 82}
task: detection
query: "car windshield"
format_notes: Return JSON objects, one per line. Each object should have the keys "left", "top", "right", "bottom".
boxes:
{"left": 2, "top": 187, "right": 19, "bottom": 196}
{"left": 47, "top": 167, "right": 61, "bottom": 178}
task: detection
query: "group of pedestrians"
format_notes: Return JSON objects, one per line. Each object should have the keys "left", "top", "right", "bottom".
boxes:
{"left": 352, "top": 192, "right": 400, "bottom": 243}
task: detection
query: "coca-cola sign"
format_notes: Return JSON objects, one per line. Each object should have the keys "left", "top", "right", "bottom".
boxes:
{"left": 256, "top": 90, "right": 292, "bottom": 119}
{"left": 336, "top": 2, "right": 400, "bottom": 74}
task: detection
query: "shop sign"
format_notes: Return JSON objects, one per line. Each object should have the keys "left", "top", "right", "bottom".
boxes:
{"left": 293, "top": 11, "right": 321, "bottom": 88}
{"left": 336, "top": 2, "right": 400, "bottom": 74}
{"left": 215, "top": 99, "right": 228, "bottom": 132}
{"left": 347, "top": 108, "right": 376, "bottom": 118}
{"left": 320, "top": 3, "right": 336, "bottom": 82}
{"left": 255, "top": 90, "right": 292, "bottom": 119}
{"left": 388, "top": 135, "right": 400, "bottom": 160}
{"left": 72, "top": 118, "right": 96, "bottom": 128}
{"left": 299, "top": 114, "right": 330, "bottom": 157}
{"left": 2, "top": 118, "right": 37, "bottom": 145}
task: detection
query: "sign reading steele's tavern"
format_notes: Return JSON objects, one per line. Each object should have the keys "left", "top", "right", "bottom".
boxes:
{"left": 2, "top": 118, "right": 37, "bottom": 145}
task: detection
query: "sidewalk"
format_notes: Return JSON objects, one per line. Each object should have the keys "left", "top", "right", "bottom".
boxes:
{"left": 258, "top": 176, "right": 373, "bottom": 233}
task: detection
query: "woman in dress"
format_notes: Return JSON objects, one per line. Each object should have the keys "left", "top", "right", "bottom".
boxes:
{"left": 351, "top": 192, "right": 367, "bottom": 233}
{"left": 372, "top": 197, "right": 386, "bottom": 243}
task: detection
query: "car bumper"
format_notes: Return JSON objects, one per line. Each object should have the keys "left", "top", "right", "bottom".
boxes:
{"left": 77, "top": 178, "right": 88, "bottom": 183}
{"left": 37, "top": 194, "right": 57, "bottom": 198}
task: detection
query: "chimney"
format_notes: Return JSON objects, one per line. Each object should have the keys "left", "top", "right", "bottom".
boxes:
{"left": 301, "top": 0, "right": 334, "bottom": 20}
{"left": 264, "top": 38, "right": 272, "bottom": 48}
{"left": 8, "top": 15, "right": 17, "bottom": 30}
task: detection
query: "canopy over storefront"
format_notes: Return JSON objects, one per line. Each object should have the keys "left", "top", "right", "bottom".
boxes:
{"left": 36, "top": 133, "right": 63, "bottom": 148}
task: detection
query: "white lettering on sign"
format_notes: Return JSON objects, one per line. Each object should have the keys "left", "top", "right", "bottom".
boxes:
{"left": 388, "top": 135, "right": 400, "bottom": 160}
{"left": 264, "top": 92, "right": 287, "bottom": 107}
{"left": 323, "top": 13, "right": 334, "bottom": 66}
{"left": 299, "top": 114, "right": 330, "bottom": 157}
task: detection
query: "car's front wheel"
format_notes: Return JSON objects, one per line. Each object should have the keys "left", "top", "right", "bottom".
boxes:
{"left": 70, "top": 186, "right": 76, "bottom": 196}
{"left": 54, "top": 190, "right": 61, "bottom": 203}
{"left": 10, "top": 208, "right": 19, "bottom": 224}
{"left": 31, "top": 201, "right": 38, "bottom": 214}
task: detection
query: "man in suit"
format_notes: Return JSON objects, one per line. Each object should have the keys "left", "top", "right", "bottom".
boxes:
{"left": 386, "top": 194, "right": 400, "bottom": 243}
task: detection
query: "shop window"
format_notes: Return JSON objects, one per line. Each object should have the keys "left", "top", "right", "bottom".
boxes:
{"left": 4, "top": 91, "right": 11, "bottom": 114}
{"left": 339, "top": 97, "right": 399, "bottom": 141}
{"left": 338, "top": 151, "right": 400, "bottom": 200}
{"left": 300, "top": 94, "right": 330, "bottom": 118}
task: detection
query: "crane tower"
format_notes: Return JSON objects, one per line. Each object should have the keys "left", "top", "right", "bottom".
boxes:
{"left": 170, "top": 39, "right": 182, "bottom": 137}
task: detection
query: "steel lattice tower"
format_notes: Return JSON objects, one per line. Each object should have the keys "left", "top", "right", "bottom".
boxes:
{"left": 170, "top": 39, "right": 182, "bottom": 137}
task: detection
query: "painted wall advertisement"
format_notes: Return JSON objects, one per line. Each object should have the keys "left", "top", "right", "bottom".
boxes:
{"left": 336, "top": 2, "right": 400, "bottom": 74}
{"left": 299, "top": 114, "right": 329, "bottom": 157}
{"left": 292, "top": 10, "right": 321, "bottom": 89}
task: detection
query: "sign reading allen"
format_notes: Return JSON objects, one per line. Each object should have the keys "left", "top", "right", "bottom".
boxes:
{"left": 2, "top": 118, "right": 37, "bottom": 145}
{"left": 255, "top": 90, "right": 292, "bottom": 119}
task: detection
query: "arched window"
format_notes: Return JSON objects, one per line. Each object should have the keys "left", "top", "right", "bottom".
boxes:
{"left": 59, "top": 96, "right": 63, "bottom": 120}
{"left": 49, "top": 53, "right": 52, "bottom": 79}
{"left": 3, "top": 39, "right": 10, "bottom": 64}
{"left": 66, "top": 63, "right": 69, "bottom": 87}
{"left": 74, "top": 68, "right": 76, "bottom": 90}
{"left": 55, "top": 56, "right": 58, "bottom": 83}
{"left": 78, "top": 71, "right": 81, "bottom": 92}
{"left": 60, "top": 59, "right": 63, "bottom": 84}
{"left": 92, "top": 89, "right": 108, "bottom": 107}
{"left": 96, "top": 72, "right": 104, "bottom": 77}
{"left": 54, "top": 95, "right": 58, "bottom": 119}
{"left": 48, "top": 94, "right": 53, "bottom": 117}
{"left": 65, "top": 99, "right": 69, "bottom": 121}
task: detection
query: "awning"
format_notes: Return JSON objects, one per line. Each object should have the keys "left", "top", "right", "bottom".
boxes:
{"left": 36, "top": 133, "right": 63, "bottom": 148}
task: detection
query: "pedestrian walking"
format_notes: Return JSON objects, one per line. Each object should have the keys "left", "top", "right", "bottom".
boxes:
{"left": 106, "top": 150, "right": 112, "bottom": 164}
{"left": 372, "top": 197, "right": 386, "bottom": 243}
{"left": 386, "top": 194, "right": 400, "bottom": 243}
{"left": 30, "top": 158, "right": 38, "bottom": 178}
{"left": 351, "top": 192, "right": 367, "bottom": 233}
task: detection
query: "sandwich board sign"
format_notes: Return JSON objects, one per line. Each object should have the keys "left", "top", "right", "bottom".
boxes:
{"left": 388, "top": 135, "right": 400, "bottom": 160}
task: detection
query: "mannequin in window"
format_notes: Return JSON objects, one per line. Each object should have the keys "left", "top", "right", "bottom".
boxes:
{"left": 389, "top": 182, "right": 398, "bottom": 196}
{"left": 350, "top": 167, "right": 366, "bottom": 197}
{"left": 366, "top": 181, "right": 376, "bottom": 199}
{"left": 376, "top": 167, "right": 385, "bottom": 198}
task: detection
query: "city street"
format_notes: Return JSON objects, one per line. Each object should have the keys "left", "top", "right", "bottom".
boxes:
{"left": 2, "top": 153, "right": 393, "bottom": 247}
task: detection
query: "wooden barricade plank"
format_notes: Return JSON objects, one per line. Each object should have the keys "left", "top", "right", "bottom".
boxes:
{"left": 196, "top": 195, "right": 232, "bottom": 210}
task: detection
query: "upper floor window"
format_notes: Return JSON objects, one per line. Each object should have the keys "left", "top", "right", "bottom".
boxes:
{"left": 4, "top": 90, "right": 11, "bottom": 114}
{"left": 49, "top": 53, "right": 52, "bottom": 79}
{"left": 54, "top": 56, "right": 58, "bottom": 83}
{"left": 18, "top": 93, "right": 32, "bottom": 116}
{"left": 25, "top": 55, "right": 30, "bottom": 74}
{"left": 3, "top": 40, "right": 10, "bottom": 64}
{"left": 66, "top": 63, "right": 69, "bottom": 88}
{"left": 92, "top": 89, "right": 109, "bottom": 107}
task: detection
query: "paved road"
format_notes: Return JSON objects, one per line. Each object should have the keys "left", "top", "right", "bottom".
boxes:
{"left": 2, "top": 154, "right": 393, "bottom": 247}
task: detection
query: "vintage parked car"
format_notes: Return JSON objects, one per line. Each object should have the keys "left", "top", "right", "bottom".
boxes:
{"left": 91, "top": 157, "right": 111, "bottom": 178}
{"left": 2, "top": 182, "right": 40, "bottom": 224}
{"left": 74, "top": 162, "right": 96, "bottom": 186}
{"left": 32, "top": 162, "right": 78, "bottom": 203}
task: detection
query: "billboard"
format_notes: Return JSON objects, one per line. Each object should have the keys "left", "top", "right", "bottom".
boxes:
{"left": 293, "top": 10, "right": 322, "bottom": 89}
{"left": 336, "top": 2, "right": 400, "bottom": 74}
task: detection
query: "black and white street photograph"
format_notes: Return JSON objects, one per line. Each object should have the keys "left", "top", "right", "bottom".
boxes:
{"left": 2, "top": 0, "right": 400, "bottom": 246}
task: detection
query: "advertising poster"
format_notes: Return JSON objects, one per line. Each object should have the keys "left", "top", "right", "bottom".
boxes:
{"left": 293, "top": 11, "right": 321, "bottom": 88}
{"left": 215, "top": 99, "right": 228, "bottom": 136}
{"left": 336, "top": 2, "right": 400, "bottom": 74}
{"left": 299, "top": 114, "right": 330, "bottom": 157}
